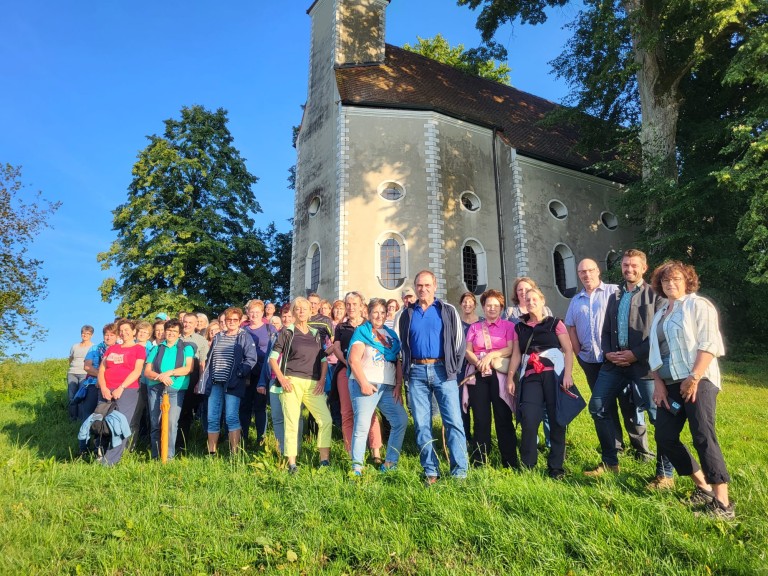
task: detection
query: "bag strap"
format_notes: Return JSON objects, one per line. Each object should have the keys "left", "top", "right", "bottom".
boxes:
{"left": 480, "top": 322, "right": 493, "bottom": 352}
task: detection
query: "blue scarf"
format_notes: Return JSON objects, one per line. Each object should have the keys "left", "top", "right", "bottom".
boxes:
{"left": 346, "top": 321, "right": 401, "bottom": 370}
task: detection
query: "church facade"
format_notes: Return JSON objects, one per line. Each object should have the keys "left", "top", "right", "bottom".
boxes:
{"left": 291, "top": 0, "right": 633, "bottom": 316}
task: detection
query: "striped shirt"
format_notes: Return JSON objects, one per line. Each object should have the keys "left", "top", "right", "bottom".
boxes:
{"left": 211, "top": 333, "right": 237, "bottom": 383}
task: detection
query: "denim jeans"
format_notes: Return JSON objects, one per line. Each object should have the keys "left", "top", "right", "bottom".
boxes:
{"left": 148, "top": 385, "right": 185, "bottom": 460}
{"left": 349, "top": 379, "right": 408, "bottom": 470}
{"left": 589, "top": 364, "right": 673, "bottom": 477}
{"left": 207, "top": 383, "right": 241, "bottom": 433}
{"left": 95, "top": 388, "right": 139, "bottom": 466}
{"left": 408, "top": 363, "right": 468, "bottom": 477}
{"left": 67, "top": 373, "right": 87, "bottom": 421}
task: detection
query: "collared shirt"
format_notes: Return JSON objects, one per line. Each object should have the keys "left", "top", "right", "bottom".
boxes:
{"left": 146, "top": 340, "right": 195, "bottom": 390}
{"left": 565, "top": 282, "right": 618, "bottom": 363}
{"left": 649, "top": 293, "right": 725, "bottom": 388}
{"left": 465, "top": 318, "right": 516, "bottom": 353}
{"left": 409, "top": 301, "right": 444, "bottom": 359}
{"left": 617, "top": 280, "right": 643, "bottom": 349}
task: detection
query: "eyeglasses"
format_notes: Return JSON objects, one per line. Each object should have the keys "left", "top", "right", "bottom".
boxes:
{"left": 225, "top": 317, "right": 241, "bottom": 323}
{"left": 578, "top": 268, "right": 598, "bottom": 275}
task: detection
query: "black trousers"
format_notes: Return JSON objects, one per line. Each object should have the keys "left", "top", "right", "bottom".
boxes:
{"left": 578, "top": 357, "right": 650, "bottom": 456}
{"left": 468, "top": 371, "right": 518, "bottom": 468}
{"left": 655, "top": 379, "right": 730, "bottom": 485}
{"left": 519, "top": 371, "right": 566, "bottom": 473}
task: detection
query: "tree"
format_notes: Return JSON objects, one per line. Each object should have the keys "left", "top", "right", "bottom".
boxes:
{"left": 459, "top": 0, "right": 761, "bottom": 182}
{"left": 0, "top": 164, "right": 60, "bottom": 358}
{"left": 404, "top": 33, "right": 512, "bottom": 84}
{"left": 261, "top": 221, "right": 293, "bottom": 304}
{"left": 98, "top": 105, "right": 275, "bottom": 318}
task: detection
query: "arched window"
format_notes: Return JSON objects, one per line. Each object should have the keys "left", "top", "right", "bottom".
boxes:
{"left": 308, "top": 196, "right": 321, "bottom": 217}
{"left": 553, "top": 243, "right": 577, "bottom": 297}
{"left": 376, "top": 232, "right": 407, "bottom": 290}
{"left": 461, "top": 239, "right": 487, "bottom": 295}
{"left": 305, "top": 243, "right": 320, "bottom": 293}
{"left": 606, "top": 250, "right": 621, "bottom": 270}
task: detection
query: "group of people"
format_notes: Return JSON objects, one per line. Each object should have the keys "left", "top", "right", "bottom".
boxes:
{"left": 67, "top": 249, "right": 733, "bottom": 518}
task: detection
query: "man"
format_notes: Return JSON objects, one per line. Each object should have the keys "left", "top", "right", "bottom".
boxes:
{"left": 397, "top": 270, "right": 468, "bottom": 482}
{"left": 196, "top": 312, "right": 209, "bottom": 336}
{"left": 401, "top": 287, "right": 416, "bottom": 308}
{"left": 307, "top": 292, "right": 333, "bottom": 343}
{"left": 565, "top": 258, "right": 647, "bottom": 457}
{"left": 176, "top": 313, "right": 209, "bottom": 452}
{"left": 585, "top": 249, "right": 674, "bottom": 487}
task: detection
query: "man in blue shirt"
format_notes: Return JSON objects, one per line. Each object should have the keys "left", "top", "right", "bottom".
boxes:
{"left": 565, "top": 258, "right": 646, "bottom": 457}
{"left": 397, "top": 270, "right": 468, "bottom": 483}
{"left": 584, "top": 250, "right": 674, "bottom": 487}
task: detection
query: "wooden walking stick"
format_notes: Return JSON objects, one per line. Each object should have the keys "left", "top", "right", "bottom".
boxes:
{"left": 160, "top": 388, "right": 170, "bottom": 463}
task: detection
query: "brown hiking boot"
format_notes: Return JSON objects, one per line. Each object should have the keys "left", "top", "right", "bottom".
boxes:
{"left": 584, "top": 463, "right": 620, "bottom": 477}
{"left": 647, "top": 476, "right": 675, "bottom": 490}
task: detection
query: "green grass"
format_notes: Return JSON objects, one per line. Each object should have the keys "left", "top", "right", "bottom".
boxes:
{"left": 0, "top": 358, "right": 766, "bottom": 575}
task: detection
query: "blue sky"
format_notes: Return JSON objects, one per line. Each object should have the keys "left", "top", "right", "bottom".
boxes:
{"left": 2, "top": 0, "right": 578, "bottom": 360}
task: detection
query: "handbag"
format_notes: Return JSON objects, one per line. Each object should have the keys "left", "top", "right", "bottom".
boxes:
{"left": 555, "top": 379, "right": 587, "bottom": 427}
{"left": 481, "top": 322, "right": 510, "bottom": 374}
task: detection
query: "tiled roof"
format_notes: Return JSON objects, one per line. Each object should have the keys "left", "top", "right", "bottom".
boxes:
{"left": 335, "top": 44, "right": 617, "bottom": 177}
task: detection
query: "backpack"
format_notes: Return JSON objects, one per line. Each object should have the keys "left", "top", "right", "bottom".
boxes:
{"left": 89, "top": 401, "right": 117, "bottom": 440}
{"left": 152, "top": 340, "right": 196, "bottom": 374}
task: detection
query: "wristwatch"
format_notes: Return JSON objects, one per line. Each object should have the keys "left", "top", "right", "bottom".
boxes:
{"left": 690, "top": 372, "right": 701, "bottom": 382}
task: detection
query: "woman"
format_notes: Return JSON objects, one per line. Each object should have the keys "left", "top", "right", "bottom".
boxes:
{"left": 504, "top": 277, "right": 552, "bottom": 322}
{"left": 152, "top": 320, "right": 166, "bottom": 346}
{"left": 327, "top": 291, "right": 383, "bottom": 461}
{"left": 269, "top": 297, "right": 333, "bottom": 473}
{"left": 464, "top": 289, "right": 517, "bottom": 468}
{"left": 269, "top": 315, "right": 283, "bottom": 331}
{"left": 201, "top": 307, "right": 259, "bottom": 455}
{"left": 206, "top": 320, "right": 220, "bottom": 344}
{"left": 67, "top": 325, "right": 95, "bottom": 421}
{"left": 239, "top": 299, "right": 274, "bottom": 447}
{"left": 648, "top": 261, "right": 731, "bottom": 518}
{"left": 458, "top": 291, "right": 482, "bottom": 442}
{"left": 130, "top": 321, "right": 154, "bottom": 448}
{"left": 384, "top": 299, "right": 400, "bottom": 329}
{"left": 347, "top": 298, "right": 407, "bottom": 474}
{"left": 144, "top": 319, "right": 195, "bottom": 460}
{"left": 78, "top": 323, "right": 118, "bottom": 453}
{"left": 264, "top": 302, "right": 276, "bottom": 325}
{"left": 506, "top": 288, "right": 574, "bottom": 479}
{"left": 331, "top": 300, "right": 346, "bottom": 325}
{"left": 96, "top": 319, "right": 148, "bottom": 465}
{"left": 319, "top": 300, "right": 333, "bottom": 319}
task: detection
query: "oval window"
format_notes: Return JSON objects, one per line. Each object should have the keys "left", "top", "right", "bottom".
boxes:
{"left": 379, "top": 182, "right": 404, "bottom": 201}
{"left": 548, "top": 199, "right": 568, "bottom": 220}
{"left": 308, "top": 196, "right": 321, "bottom": 217}
{"left": 460, "top": 191, "right": 481, "bottom": 212}
{"left": 601, "top": 211, "right": 618, "bottom": 230}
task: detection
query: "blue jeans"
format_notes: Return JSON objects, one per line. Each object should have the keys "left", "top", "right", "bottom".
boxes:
{"left": 408, "top": 363, "right": 468, "bottom": 477}
{"left": 349, "top": 379, "right": 408, "bottom": 470}
{"left": 148, "top": 386, "right": 185, "bottom": 460}
{"left": 589, "top": 364, "right": 673, "bottom": 477}
{"left": 207, "top": 383, "right": 241, "bottom": 433}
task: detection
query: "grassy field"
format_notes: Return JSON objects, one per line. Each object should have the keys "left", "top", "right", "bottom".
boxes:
{"left": 0, "top": 358, "right": 766, "bottom": 575}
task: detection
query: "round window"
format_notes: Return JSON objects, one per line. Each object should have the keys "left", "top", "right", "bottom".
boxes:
{"left": 601, "top": 211, "right": 618, "bottom": 230}
{"left": 548, "top": 200, "right": 568, "bottom": 220}
{"left": 379, "top": 182, "right": 404, "bottom": 201}
{"left": 460, "top": 191, "right": 481, "bottom": 212}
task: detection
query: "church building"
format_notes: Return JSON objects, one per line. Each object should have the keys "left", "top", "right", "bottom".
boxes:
{"left": 291, "top": 0, "right": 633, "bottom": 316}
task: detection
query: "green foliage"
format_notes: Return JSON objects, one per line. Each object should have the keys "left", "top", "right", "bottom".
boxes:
{"left": 403, "top": 33, "right": 512, "bottom": 85}
{"left": 98, "top": 105, "right": 278, "bottom": 317}
{"left": 1, "top": 359, "right": 767, "bottom": 573}
{"left": 456, "top": 0, "right": 768, "bottom": 342}
{"left": 259, "top": 221, "right": 293, "bottom": 304}
{"left": 0, "top": 165, "right": 60, "bottom": 359}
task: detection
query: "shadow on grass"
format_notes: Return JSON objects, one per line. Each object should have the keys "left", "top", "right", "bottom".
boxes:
{"left": 2, "top": 388, "right": 83, "bottom": 462}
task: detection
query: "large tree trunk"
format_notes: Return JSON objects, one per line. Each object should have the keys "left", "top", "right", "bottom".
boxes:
{"left": 625, "top": 0, "right": 682, "bottom": 184}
